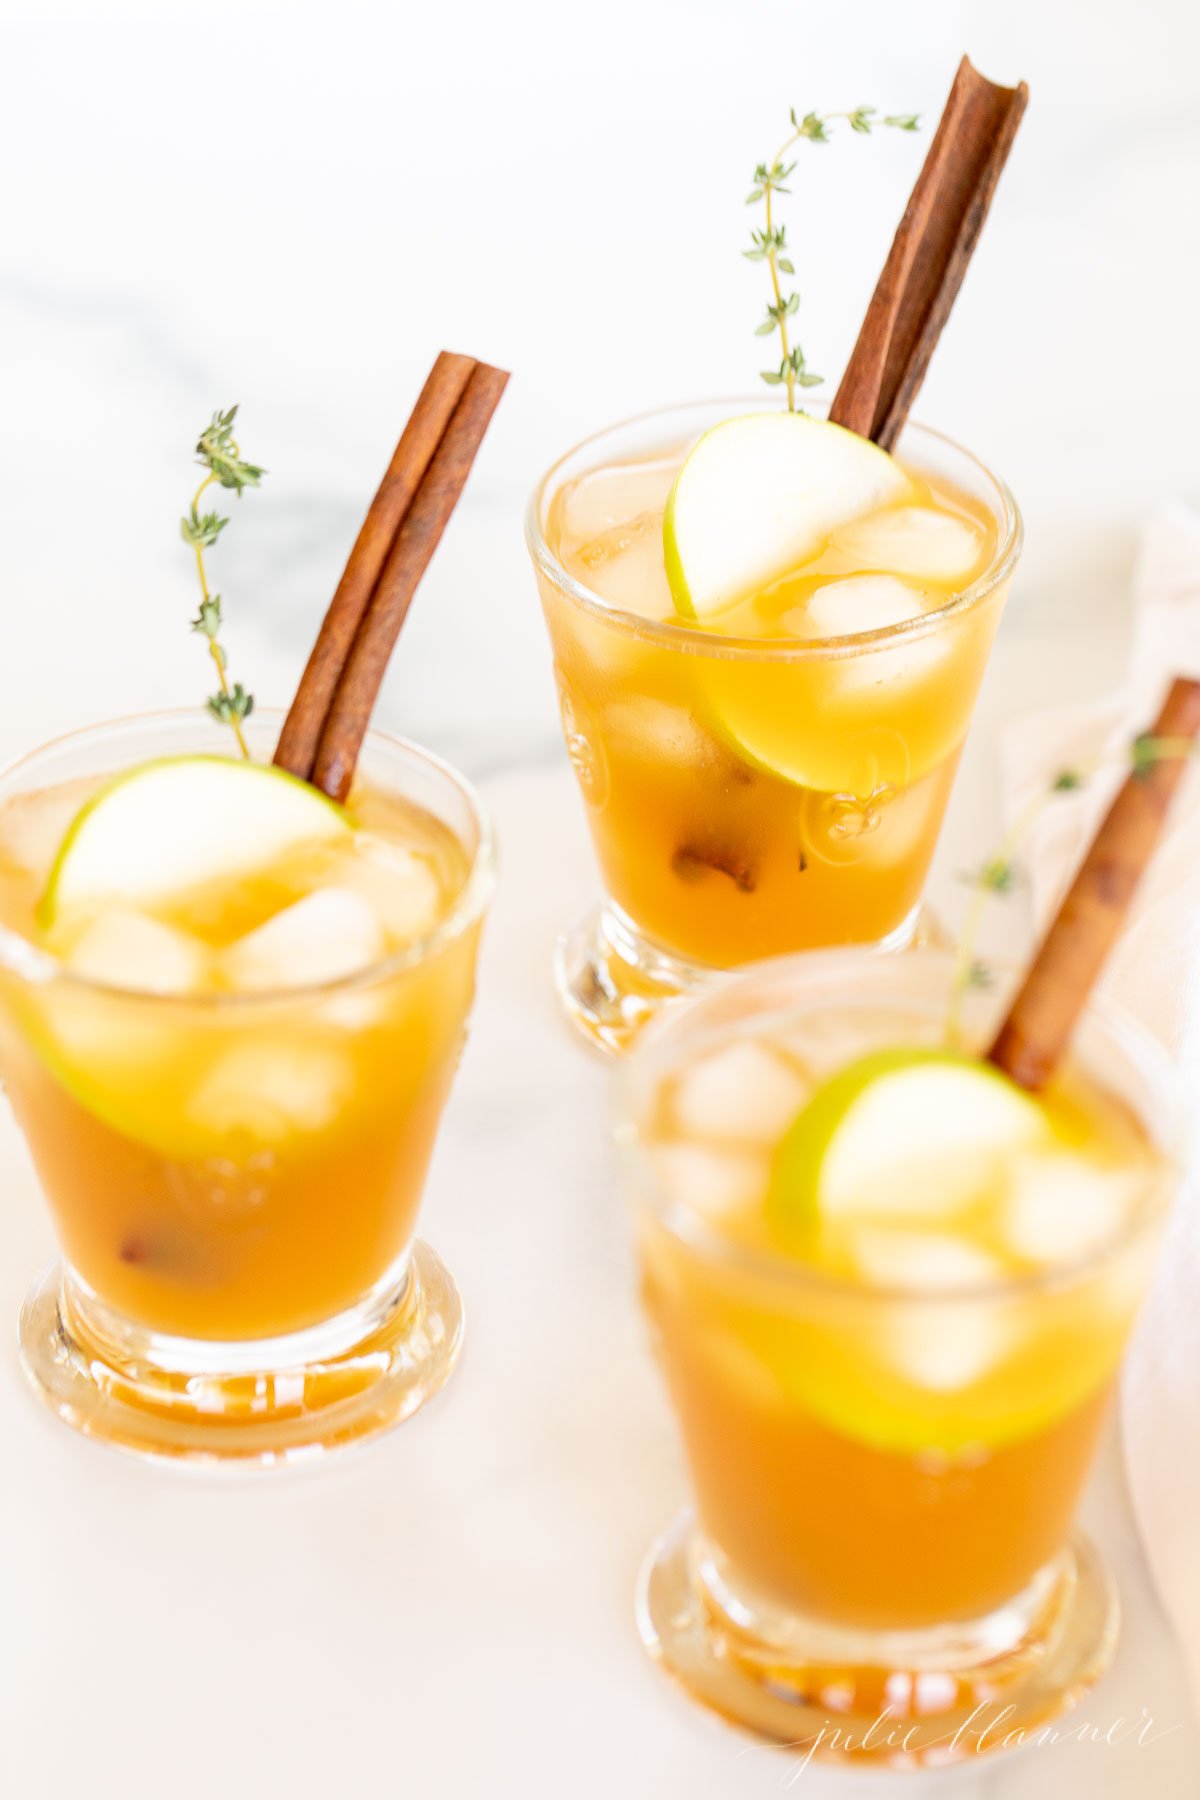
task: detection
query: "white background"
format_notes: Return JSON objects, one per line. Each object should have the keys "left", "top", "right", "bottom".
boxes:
{"left": 1, "top": 1, "right": 1199, "bottom": 1795}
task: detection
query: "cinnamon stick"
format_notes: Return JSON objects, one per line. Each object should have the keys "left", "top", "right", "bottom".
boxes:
{"left": 830, "top": 56, "right": 1028, "bottom": 450}
{"left": 274, "top": 352, "right": 476, "bottom": 783}
{"left": 275, "top": 353, "right": 508, "bottom": 801}
{"left": 988, "top": 677, "right": 1200, "bottom": 1091}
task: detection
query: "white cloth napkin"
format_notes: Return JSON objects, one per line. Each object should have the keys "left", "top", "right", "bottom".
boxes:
{"left": 1001, "top": 500, "right": 1200, "bottom": 1701}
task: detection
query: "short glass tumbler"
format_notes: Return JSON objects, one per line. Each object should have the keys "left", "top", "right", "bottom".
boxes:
{"left": 527, "top": 399, "right": 1021, "bottom": 1053}
{"left": 621, "top": 948, "right": 1177, "bottom": 1767}
{"left": 0, "top": 712, "right": 493, "bottom": 1465}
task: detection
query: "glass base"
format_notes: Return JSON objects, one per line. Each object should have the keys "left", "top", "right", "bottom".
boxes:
{"left": 637, "top": 1511, "right": 1118, "bottom": 1768}
{"left": 17, "top": 1241, "right": 463, "bottom": 1468}
{"left": 556, "top": 900, "right": 938, "bottom": 1057}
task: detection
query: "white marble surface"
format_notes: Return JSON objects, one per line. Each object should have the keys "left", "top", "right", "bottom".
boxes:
{"left": 1, "top": 1, "right": 1199, "bottom": 1794}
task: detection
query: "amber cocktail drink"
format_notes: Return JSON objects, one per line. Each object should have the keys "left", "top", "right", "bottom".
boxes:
{"left": 0, "top": 712, "right": 492, "bottom": 1463}
{"left": 528, "top": 400, "right": 1021, "bottom": 1052}
{"left": 624, "top": 948, "right": 1175, "bottom": 1763}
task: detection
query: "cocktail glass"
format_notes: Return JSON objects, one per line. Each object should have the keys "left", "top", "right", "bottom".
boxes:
{"left": 622, "top": 947, "right": 1177, "bottom": 1765}
{"left": 527, "top": 399, "right": 1021, "bottom": 1053}
{"left": 0, "top": 711, "right": 493, "bottom": 1465}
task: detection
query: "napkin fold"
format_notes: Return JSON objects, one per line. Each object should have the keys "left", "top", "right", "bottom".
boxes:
{"left": 1000, "top": 500, "right": 1200, "bottom": 1702}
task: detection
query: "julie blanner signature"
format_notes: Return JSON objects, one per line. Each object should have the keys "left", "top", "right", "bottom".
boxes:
{"left": 761, "top": 1703, "right": 1183, "bottom": 1780}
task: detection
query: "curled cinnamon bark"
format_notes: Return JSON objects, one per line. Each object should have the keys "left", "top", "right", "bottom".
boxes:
{"left": 275, "top": 352, "right": 508, "bottom": 800}
{"left": 988, "top": 677, "right": 1200, "bottom": 1090}
{"left": 831, "top": 56, "right": 1028, "bottom": 449}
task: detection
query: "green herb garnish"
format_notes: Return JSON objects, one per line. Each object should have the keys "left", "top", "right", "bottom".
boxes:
{"left": 947, "top": 734, "right": 1200, "bottom": 1038}
{"left": 745, "top": 106, "right": 920, "bottom": 411}
{"left": 181, "top": 405, "right": 265, "bottom": 757}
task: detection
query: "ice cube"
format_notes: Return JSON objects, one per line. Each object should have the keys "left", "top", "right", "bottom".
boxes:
{"left": 648, "top": 1142, "right": 765, "bottom": 1222}
{"left": 600, "top": 697, "right": 708, "bottom": 766}
{"left": 189, "top": 1041, "right": 353, "bottom": 1141}
{"left": 557, "top": 459, "right": 678, "bottom": 547}
{"left": 831, "top": 507, "right": 985, "bottom": 583}
{"left": 0, "top": 778, "right": 96, "bottom": 883}
{"left": 572, "top": 513, "right": 674, "bottom": 620}
{"left": 858, "top": 1230, "right": 1011, "bottom": 1389}
{"left": 64, "top": 908, "right": 211, "bottom": 994}
{"left": 1002, "top": 1151, "right": 1138, "bottom": 1266}
{"left": 798, "top": 574, "right": 936, "bottom": 640}
{"left": 670, "top": 1040, "right": 806, "bottom": 1144}
{"left": 786, "top": 587, "right": 956, "bottom": 728}
{"left": 555, "top": 606, "right": 646, "bottom": 694}
{"left": 39, "top": 914, "right": 206, "bottom": 1108}
{"left": 329, "top": 835, "right": 442, "bottom": 947}
{"left": 222, "top": 888, "right": 385, "bottom": 993}
{"left": 885, "top": 1297, "right": 1011, "bottom": 1392}
{"left": 852, "top": 1228, "right": 1002, "bottom": 1292}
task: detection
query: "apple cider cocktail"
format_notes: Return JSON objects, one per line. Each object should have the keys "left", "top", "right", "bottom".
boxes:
{"left": 0, "top": 715, "right": 491, "bottom": 1460}
{"left": 530, "top": 402, "right": 1021, "bottom": 1050}
{"left": 625, "top": 948, "right": 1175, "bottom": 1761}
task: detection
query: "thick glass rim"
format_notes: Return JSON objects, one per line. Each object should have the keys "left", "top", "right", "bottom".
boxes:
{"left": 0, "top": 708, "right": 496, "bottom": 1009}
{"left": 618, "top": 945, "right": 1180, "bottom": 1305}
{"left": 525, "top": 395, "right": 1023, "bottom": 661}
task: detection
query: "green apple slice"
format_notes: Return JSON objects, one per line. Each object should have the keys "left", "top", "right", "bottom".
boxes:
{"left": 663, "top": 412, "right": 910, "bottom": 619}
{"left": 40, "top": 755, "right": 350, "bottom": 926}
{"left": 18, "top": 756, "right": 352, "bottom": 1155}
{"left": 768, "top": 1047, "right": 1048, "bottom": 1232}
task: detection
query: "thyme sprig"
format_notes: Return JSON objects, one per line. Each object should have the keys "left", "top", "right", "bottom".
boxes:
{"left": 947, "top": 732, "right": 1200, "bottom": 1039}
{"left": 745, "top": 106, "right": 920, "bottom": 411}
{"left": 181, "top": 405, "right": 265, "bottom": 757}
